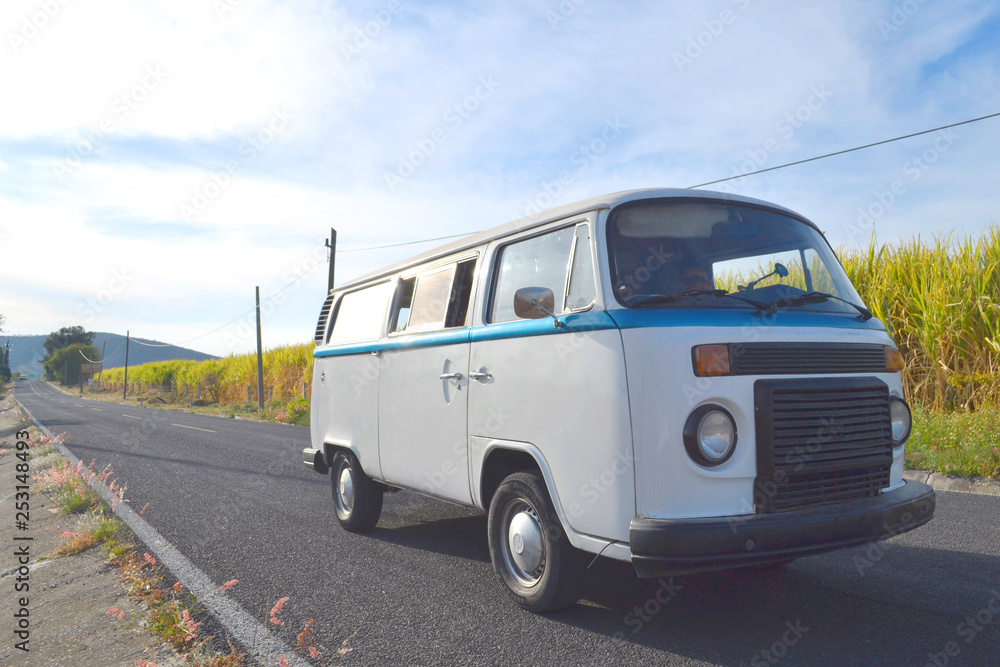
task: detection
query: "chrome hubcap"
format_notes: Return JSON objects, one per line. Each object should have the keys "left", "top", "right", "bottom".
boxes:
{"left": 338, "top": 466, "right": 354, "bottom": 514}
{"left": 503, "top": 502, "right": 545, "bottom": 587}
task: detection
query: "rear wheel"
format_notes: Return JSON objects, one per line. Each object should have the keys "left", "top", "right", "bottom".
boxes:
{"left": 330, "top": 450, "right": 383, "bottom": 532}
{"left": 487, "top": 471, "right": 583, "bottom": 612}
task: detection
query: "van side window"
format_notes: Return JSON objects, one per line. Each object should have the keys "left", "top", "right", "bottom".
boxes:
{"left": 390, "top": 258, "right": 478, "bottom": 335}
{"left": 490, "top": 223, "right": 594, "bottom": 323}
{"left": 327, "top": 281, "right": 393, "bottom": 345}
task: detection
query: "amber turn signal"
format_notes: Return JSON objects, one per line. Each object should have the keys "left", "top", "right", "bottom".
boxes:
{"left": 885, "top": 346, "right": 904, "bottom": 372}
{"left": 693, "top": 344, "right": 731, "bottom": 376}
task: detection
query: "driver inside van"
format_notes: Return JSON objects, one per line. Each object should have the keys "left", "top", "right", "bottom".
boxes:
{"left": 679, "top": 262, "right": 714, "bottom": 292}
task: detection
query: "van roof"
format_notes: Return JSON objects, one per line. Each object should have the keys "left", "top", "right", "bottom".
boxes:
{"left": 337, "top": 187, "right": 812, "bottom": 292}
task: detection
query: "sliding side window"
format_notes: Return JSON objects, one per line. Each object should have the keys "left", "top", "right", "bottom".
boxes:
{"left": 390, "top": 258, "right": 477, "bottom": 335}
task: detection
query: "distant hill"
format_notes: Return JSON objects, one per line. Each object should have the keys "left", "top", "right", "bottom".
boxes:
{"left": 4, "top": 332, "right": 215, "bottom": 378}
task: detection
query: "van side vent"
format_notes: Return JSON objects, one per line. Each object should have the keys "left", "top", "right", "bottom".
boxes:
{"left": 314, "top": 293, "right": 336, "bottom": 345}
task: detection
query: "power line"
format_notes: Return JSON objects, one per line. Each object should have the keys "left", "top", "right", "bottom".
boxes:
{"left": 125, "top": 110, "right": 999, "bottom": 350}
{"left": 128, "top": 256, "right": 326, "bottom": 348}
{"left": 688, "top": 110, "right": 1000, "bottom": 189}
{"left": 337, "top": 232, "right": 475, "bottom": 253}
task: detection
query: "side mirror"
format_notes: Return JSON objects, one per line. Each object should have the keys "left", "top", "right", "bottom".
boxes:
{"left": 513, "top": 287, "right": 564, "bottom": 328}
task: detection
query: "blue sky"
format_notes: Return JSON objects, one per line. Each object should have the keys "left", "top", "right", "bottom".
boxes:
{"left": 1, "top": 0, "right": 998, "bottom": 356}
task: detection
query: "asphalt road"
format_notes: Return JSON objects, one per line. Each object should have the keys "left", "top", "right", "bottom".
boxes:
{"left": 14, "top": 379, "right": 1000, "bottom": 666}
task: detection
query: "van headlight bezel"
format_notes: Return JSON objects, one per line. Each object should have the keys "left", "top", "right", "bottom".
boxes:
{"left": 889, "top": 397, "right": 911, "bottom": 446}
{"left": 684, "top": 404, "right": 738, "bottom": 467}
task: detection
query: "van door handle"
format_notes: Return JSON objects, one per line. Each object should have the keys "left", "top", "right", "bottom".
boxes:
{"left": 439, "top": 372, "right": 463, "bottom": 380}
{"left": 469, "top": 370, "right": 492, "bottom": 382}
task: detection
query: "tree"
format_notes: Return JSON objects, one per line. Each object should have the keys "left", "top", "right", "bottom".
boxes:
{"left": 45, "top": 344, "right": 101, "bottom": 386}
{"left": 42, "top": 326, "right": 95, "bottom": 361}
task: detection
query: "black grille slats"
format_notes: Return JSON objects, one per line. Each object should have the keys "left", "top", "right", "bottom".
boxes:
{"left": 314, "top": 293, "right": 336, "bottom": 345}
{"left": 731, "top": 343, "right": 886, "bottom": 375}
{"left": 754, "top": 378, "right": 893, "bottom": 513}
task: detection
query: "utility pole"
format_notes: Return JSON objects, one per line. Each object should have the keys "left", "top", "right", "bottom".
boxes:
{"left": 325, "top": 228, "right": 337, "bottom": 293}
{"left": 98, "top": 340, "right": 106, "bottom": 386}
{"left": 255, "top": 286, "right": 265, "bottom": 412}
{"left": 123, "top": 331, "right": 130, "bottom": 399}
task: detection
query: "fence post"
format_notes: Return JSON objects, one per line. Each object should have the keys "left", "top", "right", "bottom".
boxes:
{"left": 197, "top": 383, "right": 202, "bottom": 399}
{"left": 267, "top": 386, "right": 273, "bottom": 402}
{"left": 302, "top": 381, "right": 307, "bottom": 399}
{"left": 247, "top": 386, "right": 252, "bottom": 402}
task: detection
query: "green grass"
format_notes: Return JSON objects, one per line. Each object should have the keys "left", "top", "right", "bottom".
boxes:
{"left": 906, "top": 404, "right": 1000, "bottom": 478}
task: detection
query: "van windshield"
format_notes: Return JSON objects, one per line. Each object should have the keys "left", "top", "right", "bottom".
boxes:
{"left": 607, "top": 200, "right": 866, "bottom": 316}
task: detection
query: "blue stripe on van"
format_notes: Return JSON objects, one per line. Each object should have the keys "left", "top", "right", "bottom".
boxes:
{"left": 313, "top": 311, "right": 618, "bottom": 359}
{"left": 608, "top": 308, "right": 887, "bottom": 331}
{"left": 313, "top": 307, "right": 886, "bottom": 359}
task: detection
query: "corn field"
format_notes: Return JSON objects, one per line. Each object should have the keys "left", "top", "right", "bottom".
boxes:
{"left": 98, "top": 343, "right": 314, "bottom": 403}
{"left": 842, "top": 226, "right": 1000, "bottom": 411}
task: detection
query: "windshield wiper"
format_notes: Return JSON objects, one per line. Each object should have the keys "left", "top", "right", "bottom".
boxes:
{"left": 630, "top": 289, "right": 776, "bottom": 314}
{"left": 769, "top": 291, "right": 874, "bottom": 321}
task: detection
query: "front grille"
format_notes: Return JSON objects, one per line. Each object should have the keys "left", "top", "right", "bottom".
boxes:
{"left": 731, "top": 342, "right": 886, "bottom": 375}
{"left": 314, "top": 293, "right": 336, "bottom": 345}
{"left": 754, "top": 378, "right": 893, "bottom": 513}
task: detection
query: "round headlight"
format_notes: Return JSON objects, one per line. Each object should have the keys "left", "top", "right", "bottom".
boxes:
{"left": 889, "top": 398, "right": 911, "bottom": 445}
{"left": 684, "top": 405, "right": 737, "bottom": 467}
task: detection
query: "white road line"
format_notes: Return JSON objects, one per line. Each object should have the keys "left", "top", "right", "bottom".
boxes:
{"left": 91, "top": 408, "right": 101, "bottom": 411}
{"left": 59, "top": 400, "right": 67, "bottom": 404}
{"left": 14, "top": 399, "right": 308, "bottom": 667}
{"left": 171, "top": 423, "right": 216, "bottom": 433}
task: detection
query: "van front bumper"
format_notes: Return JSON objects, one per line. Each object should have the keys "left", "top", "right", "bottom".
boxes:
{"left": 629, "top": 480, "right": 935, "bottom": 578}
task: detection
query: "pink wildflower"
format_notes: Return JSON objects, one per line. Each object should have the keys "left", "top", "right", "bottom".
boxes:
{"left": 220, "top": 579, "right": 239, "bottom": 591}
{"left": 179, "top": 609, "right": 200, "bottom": 642}
{"left": 143, "top": 552, "right": 157, "bottom": 568}
{"left": 173, "top": 582, "right": 184, "bottom": 594}
{"left": 309, "top": 647, "right": 323, "bottom": 659}
{"left": 269, "top": 596, "right": 290, "bottom": 626}
{"left": 279, "top": 656, "right": 290, "bottom": 667}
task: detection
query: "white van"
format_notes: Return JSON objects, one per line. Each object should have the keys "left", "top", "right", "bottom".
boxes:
{"left": 304, "top": 188, "right": 935, "bottom": 612}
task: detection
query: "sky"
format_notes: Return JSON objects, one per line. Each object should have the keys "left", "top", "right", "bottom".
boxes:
{"left": 1, "top": 0, "right": 998, "bottom": 357}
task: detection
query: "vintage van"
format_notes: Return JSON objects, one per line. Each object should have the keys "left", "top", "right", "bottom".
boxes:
{"left": 304, "top": 188, "right": 935, "bottom": 612}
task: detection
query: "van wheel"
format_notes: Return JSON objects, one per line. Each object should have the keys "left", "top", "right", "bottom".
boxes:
{"left": 488, "top": 471, "right": 583, "bottom": 612}
{"left": 330, "top": 450, "right": 383, "bottom": 532}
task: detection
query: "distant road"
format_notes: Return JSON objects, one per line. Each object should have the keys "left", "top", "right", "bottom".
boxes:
{"left": 14, "top": 380, "right": 1000, "bottom": 665}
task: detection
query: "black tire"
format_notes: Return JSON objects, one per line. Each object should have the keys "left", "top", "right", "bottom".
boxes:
{"left": 487, "top": 471, "right": 584, "bottom": 612}
{"left": 330, "top": 450, "right": 383, "bottom": 532}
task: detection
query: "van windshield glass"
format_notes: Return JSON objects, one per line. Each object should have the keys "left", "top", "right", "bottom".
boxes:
{"left": 607, "top": 201, "right": 865, "bottom": 315}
